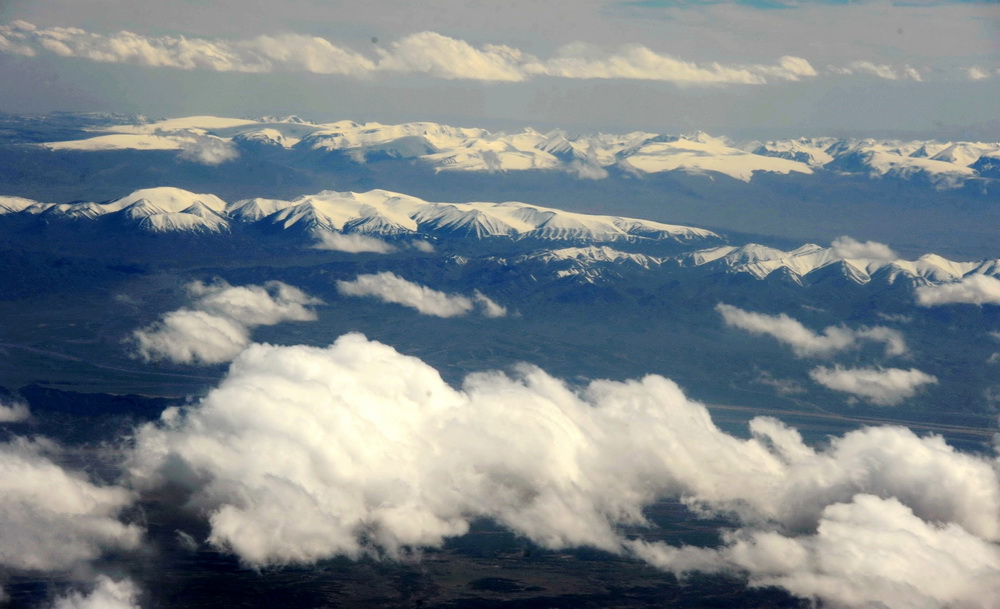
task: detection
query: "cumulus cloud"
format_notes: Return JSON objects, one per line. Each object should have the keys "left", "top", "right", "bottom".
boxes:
{"left": 125, "top": 333, "right": 1000, "bottom": 608}
{"left": 0, "top": 437, "right": 141, "bottom": 573}
{"left": 716, "top": 303, "right": 907, "bottom": 358}
{"left": 9, "top": 21, "right": 935, "bottom": 87}
{"left": 809, "top": 365, "right": 937, "bottom": 406}
{"left": 336, "top": 272, "right": 505, "bottom": 318}
{"left": 132, "top": 279, "right": 321, "bottom": 364}
{"left": 0, "top": 398, "right": 30, "bottom": 422}
{"left": 916, "top": 274, "right": 1000, "bottom": 306}
{"left": 631, "top": 494, "right": 1000, "bottom": 609}
{"left": 830, "top": 235, "right": 897, "bottom": 261}
{"left": 313, "top": 231, "right": 396, "bottom": 254}
{"left": 51, "top": 576, "right": 141, "bottom": 609}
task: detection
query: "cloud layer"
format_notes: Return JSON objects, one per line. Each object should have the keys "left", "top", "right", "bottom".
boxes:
{"left": 809, "top": 365, "right": 938, "bottom": 406}
{"left": 716, "top": 303, "right": 907, "bottom": 358}
{"left": 336, "top": 272, "right": 506, "bottom": 318}
{"left": 0, "top": 21, "right": 948, "bottom": 86}
{"left": 127, "top": 333, "right": 1000, "bottom": 607}
{"left": 916, "top": 274, "right": 1000, "bottom": 306}
{"left": 132, "top": 280, "right": 321, "bottom": 364}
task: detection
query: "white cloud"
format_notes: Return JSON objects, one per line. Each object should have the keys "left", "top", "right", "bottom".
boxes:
{"left": 51, "top": 576, "right": 141, "bottom": 609}
{"left": 809, "top": 365, "right": 937, "bottom": 406}
{"left": 410, "top": 239, "right": 436, "bottom": 253}
{"left": 829, "top": 60, "right": 923, "bottom": 81}
{"left": 132, "top": 280, "right": 321, "bottom": 364}
{"left": 175, "top": 133, "right": 239, "bottom": 165}
{"left": 377, "top": 31, "right": 530, "bottom": 82}
{"left": 126, "top": 332, "right": 1000, "bottom": 609}
{"left": 716, "top": 303, "right": 907, "bottom": 358}
{"left": 0, "top": 398, "right": 30, "bottom": 422}
{"left": 537, "top": 42, "right": 816, "bottom": 85}
{"left": 474, "top": 291, "right": 508, "bottom": 318}
{"left": 313, "top": 231, "right": 396, "bottom": 254}
{"left": 4, "top": 21, "right": 949, "bottom": 88}
{"left": 916, "top": 274, "right": 1000, "bottom": 306}
{"left": 966, "top": 66, "right": 992, "bottom": 81}
{"left": 336, "top": 272, "right": 505, "bottom": 318}
{"left": 830, "top": 235, "right": 897, "bottom": 261}
{"left": 631, "top": 494, "right": 1000, "bottom": 609}
{"left": 0, "top": 437, "right": 141, "bottom": 573}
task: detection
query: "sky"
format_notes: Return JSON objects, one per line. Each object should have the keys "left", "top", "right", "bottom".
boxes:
{"left": 0, "top": 0, "right": 997, "bottom": 138}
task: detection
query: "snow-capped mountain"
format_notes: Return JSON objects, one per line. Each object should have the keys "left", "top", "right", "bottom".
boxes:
{"left": 35, "top": 115, "right": 1000, "bottom": 187}
{"left": 0, "top": 187, "right": 719, "bottom": 243}
{"left": 675, "top": 242, "right": 999, "bottom": 286}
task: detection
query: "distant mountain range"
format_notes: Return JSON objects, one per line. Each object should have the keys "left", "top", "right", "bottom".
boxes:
{"left": 3, "top": 185, "right": 997, "bottom": 291}
{"left": 36, "top": 115, "right": 1000, "bottom": 188}
{"left": 0, "top": 186, "right": 717, "bottom": 243}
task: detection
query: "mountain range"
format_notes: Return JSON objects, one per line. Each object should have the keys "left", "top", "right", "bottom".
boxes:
{"left": 3, "top": 185, "right": 997, "bottom": 291}
{"left": 37, "top": 115, "right": 1000, "bottom": 187}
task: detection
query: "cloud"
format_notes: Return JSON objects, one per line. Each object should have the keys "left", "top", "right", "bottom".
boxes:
{"left": 377, "top": 31, "right": 530, "bottom": 81}
{"left": 830, "top": 235, "right": 897, "bottom": 261}
{"left": 175, "top": 133, "right": 239, "bottom": 165}
{"left": 0, "top": 398, "right": 30, "bottom": 422}
{"left": 809, "top": 365, "right": 937, "bottom": 405}
{"left": 716, "top": 303, "right": 907, "bottom": 357}
{"left": 536, "top": 42, "right": 816, "bottom": 85}
{"left": 829, "top": 60, "right": 923, "bottom": 81}
{"left": 51, "top": 576, "right": 141, "bottom": 609}
{"left": 132, "top": 280, "right": 321, "bottom": 364}
{"left": 410, "top": 240, "right": 436, "bottom": 253}
{"left": 124, "top": 333, "right": 1000, "bottom": 607}
{"left": 474, "top": 291, "right": 508, "bottom": 318}
{"left": 336, "top": 272, "right": 505, "bottom": 318}
{"left": 916, "top": 274, "right": 1000, "bottom": 306}
{"left": 630, "top": 494, "right": 1000, "bottom": 609}
{"left": 7, "top": 21, "right": 954, "bottom": 87}
{"left": 313, "top": 231, "right": 396, "bottom": 254}
{"left": 966, "top": 66, "right": 994, "bottom": 81}
{"left": 0, "top": 437, "right": 141, "bottom": 574}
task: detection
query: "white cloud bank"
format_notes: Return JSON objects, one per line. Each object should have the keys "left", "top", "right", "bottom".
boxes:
{"left": 132, "top": 280, "right": 321, "bottom": 364}
{"left": 127, "top": 333, "right": 1000, "bottom": 608}
{"left": 716, "top": 303, "right": 907, "bottom": 358}
{"left": 336, "top": 272, "right": 506, "bottom": 318}
{"left": 0, "top": 20, "right": 938, "bottom": 86}
{"left": 916, "top": 274, "right": 1000, "bottom": 306}
{"left": 809, "top": 365, "right": 937, "bottom": 406}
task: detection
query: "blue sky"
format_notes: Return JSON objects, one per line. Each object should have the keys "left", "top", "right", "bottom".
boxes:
{"left": 0, "top": 0, "right": 996, "bottom": 137}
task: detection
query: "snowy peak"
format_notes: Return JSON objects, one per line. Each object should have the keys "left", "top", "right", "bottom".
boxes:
{"left": 102, "top": 187, "right": 228, "bottom": 214}
{"left": 678, "top": 242, "right": 999, "bottom": 285}
{"left": 2, "top": 186, "right": 720, "bottom": 244}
